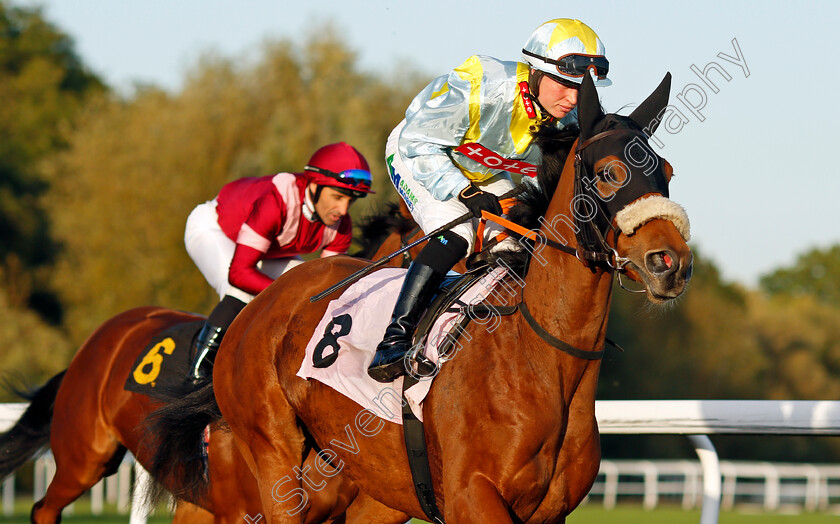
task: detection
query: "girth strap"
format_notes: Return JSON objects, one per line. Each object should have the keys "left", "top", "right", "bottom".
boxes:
{"left": 401, "top": 374, "right": 446, "bottom": 524}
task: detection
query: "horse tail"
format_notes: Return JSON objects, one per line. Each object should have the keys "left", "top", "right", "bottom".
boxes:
{"left": 145, "top": 379, "right": 221, "bottom": 504}
{"left": 0, "top": 370, "right": 66, "bottom": 479}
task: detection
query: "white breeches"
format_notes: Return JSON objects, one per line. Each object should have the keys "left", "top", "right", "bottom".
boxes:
{"left": 184, "top": 200, "right": 303, "bottom": 303}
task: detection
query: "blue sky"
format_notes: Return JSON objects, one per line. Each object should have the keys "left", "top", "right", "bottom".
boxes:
{"left": 18, "top": 0, "right": 840, "bottom": 286}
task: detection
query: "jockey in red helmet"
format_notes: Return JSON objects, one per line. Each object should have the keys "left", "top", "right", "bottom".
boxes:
{"left": 184, "top": 142, "right": 373, "bottom": 383}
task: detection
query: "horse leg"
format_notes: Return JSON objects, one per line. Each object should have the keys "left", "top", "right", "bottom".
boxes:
{"left": 444, "top": 475, "right": 517, "bottom": 523}
{"left": 344, "top": 493, "right": 409, "bottom": 524}
{"left": 30, "top": 442, "right": 126, "bottom": 524}
{"left": 234, "top": 431, "right": 309, "bottom": 523}
{"left": 220, "top": 389, "right": 308, "bottom": 524}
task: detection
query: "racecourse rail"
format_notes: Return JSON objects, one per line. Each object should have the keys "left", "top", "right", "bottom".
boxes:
{"left": 3, "top": 400, "right": 840, "bottom": 523}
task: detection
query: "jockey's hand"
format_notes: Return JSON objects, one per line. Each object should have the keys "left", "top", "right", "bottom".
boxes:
{"left": 458, "top": 183, "right": 502, "bottom": 218}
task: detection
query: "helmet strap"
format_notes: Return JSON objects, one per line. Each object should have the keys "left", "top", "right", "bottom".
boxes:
{"left": 528, "top": 68, "right": 544, "bottom": 98}
{"left": 305, "top": 184, "right": 324, "bottom": 224}
{"left": 311, "top": 184, "right": 324, "bottom": 204}
{"left": 527, "top": 68, "right": 553, "bottom": 120}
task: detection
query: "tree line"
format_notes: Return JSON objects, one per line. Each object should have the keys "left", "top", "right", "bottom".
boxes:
{"left": 2, "top": 1, "right": 839, "bottom": 463}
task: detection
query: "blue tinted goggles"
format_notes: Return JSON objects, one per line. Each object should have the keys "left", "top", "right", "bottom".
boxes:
{"left": 305, "top": 166, "right": 372, "bottom": 188}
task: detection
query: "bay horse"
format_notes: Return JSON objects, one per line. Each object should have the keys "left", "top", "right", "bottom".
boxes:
{"left": 148, "top": 72, "right": 692, "bottom": 523}
{"left": 0, "top": 308, "right": 267, "bottom": 524}
{"left": 1, "top": 263, "right": 423, "bottom": 520}
{"left": 1, "top": 315, "right": 409, "bottom": 524}
{"left": 0, "top": 200, "right": 448, "bottom": 524}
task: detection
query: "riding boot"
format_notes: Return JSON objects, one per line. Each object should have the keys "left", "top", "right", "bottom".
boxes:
{"left": 186, "top": 294, "right": 247, "bottom": 384}
{"left": 367, "top": 261, "right": 447, "bottom": 382}
{"left": 188, "top": 322, "right": 225, "bottom": 384}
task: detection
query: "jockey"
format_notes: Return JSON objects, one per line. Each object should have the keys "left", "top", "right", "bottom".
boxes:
{"left": 185, "top": 142, "right": 374, "bottom": 383}
{"left": 368, "top": 19, "right": 611, "bottom": 382}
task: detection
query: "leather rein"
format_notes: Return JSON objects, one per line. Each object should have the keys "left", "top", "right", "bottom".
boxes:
{"left": 477, "top": 128, "right": 639, "bottom": 361}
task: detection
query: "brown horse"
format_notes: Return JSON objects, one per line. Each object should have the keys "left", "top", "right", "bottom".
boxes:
{"left": 148, "top": 72, "right": 692, "bottom": 523}
{"left": 0, "top": 319, "right": 408, "bottom": 523}
{"left": 0, "top": 201, "right": 451, "bottom": 524}
{"left": 0, "top": 308, "right": 266, "bottom": 523}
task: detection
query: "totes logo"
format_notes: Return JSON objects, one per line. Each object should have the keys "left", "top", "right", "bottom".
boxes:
{"left": 518, "top": 81, "right": 537, "bottom": 119}
{"left": 454, "top": 143, "right": 538, "bottom": 177}
{"left": 386, "top": 154, "right": 418, "bottom": 211}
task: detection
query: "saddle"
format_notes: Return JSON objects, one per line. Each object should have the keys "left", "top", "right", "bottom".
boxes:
{"left": 124, "top": 320, "right": 205, "bottom": 399}
{"left": 407, "top": 260, "right": 496, "bottom": 370}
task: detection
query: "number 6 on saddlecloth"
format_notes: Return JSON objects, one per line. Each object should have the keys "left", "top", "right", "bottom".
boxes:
{"left": 132, "top": 338, "right": 176, "bottom": 385}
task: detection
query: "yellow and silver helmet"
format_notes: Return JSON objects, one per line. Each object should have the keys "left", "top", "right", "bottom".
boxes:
{"left": 522, "top": 18, "right": 611, "bottom": 87}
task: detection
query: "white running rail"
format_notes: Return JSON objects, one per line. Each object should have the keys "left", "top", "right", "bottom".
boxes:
{"left": 4, "top": 400, "right": 840, "bottom": 522}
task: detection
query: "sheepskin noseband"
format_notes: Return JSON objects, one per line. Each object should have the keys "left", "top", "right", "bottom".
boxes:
{"left": 615, "top": 195, "right": 691, "bottom": 241}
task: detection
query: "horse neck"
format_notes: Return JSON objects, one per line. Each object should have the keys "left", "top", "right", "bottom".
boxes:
{"left": 522, "top": 142, "right": 614, "bottom": 356}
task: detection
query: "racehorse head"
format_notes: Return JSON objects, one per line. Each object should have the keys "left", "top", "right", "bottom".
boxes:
{"left": 525, "top": 72, "right": 692, "bottom": 303}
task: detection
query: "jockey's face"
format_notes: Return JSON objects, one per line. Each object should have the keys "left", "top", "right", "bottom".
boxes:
{"left": 538, "top": 75, "right": 579, "bottom": 119}
{"left": 310, "top": 183, "right": 353, "bottom": 226}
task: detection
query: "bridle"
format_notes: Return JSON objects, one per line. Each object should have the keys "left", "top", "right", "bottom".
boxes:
{"left": 572, "top": 127, "right": 649, "bottom": 293}
{"left": 483, "top": 125, "right": 671, "bottom": 358}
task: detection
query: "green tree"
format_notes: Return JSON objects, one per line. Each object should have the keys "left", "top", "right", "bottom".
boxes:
{"left": 0, "top": 1, "right": 103, "bottom": 322}
{"left": 759, "top": 245, "right": 840, "bottom": 308}
{"left": 0, "top": 287, "right": 72, "bottom": 398}
{"left": 599, "top": 248, "right": 840, "bottom": 462}
{"left": 600, "top": 249, "right": 764, "bottom": 401}
{"left": 44, "top": 24, "right": 423, "bottom": 344}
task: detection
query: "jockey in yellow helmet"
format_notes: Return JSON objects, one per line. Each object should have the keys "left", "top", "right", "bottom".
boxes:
{"left": 369, "top": 19, "right": 611, "bottom": 382}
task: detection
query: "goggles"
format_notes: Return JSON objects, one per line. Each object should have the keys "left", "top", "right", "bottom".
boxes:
{"left": 523, "top": 49, "right": 610, "bottom": 80}
{"left": 304, "top": 166, "right": 372, "bottom": 189}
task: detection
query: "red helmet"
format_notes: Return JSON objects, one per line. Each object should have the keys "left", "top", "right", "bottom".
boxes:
{"left": 304, "top": 142, "right": 374, "bottom": 198}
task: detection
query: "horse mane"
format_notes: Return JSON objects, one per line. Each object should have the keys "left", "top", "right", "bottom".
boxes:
{"left": 351, "top": 202, "right": 416, "bottom": 259}
{"left": 494, "top": 122, "right": 580, "bottom": 276}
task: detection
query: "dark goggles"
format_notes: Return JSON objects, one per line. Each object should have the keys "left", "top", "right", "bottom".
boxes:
{"left": 523, "top": 49, "right": 610, "bottom": 79}
{"left": 304, "top": 166, "right": 372, "bottom": 188}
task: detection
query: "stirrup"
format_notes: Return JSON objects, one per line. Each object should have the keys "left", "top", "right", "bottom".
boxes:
{"left": 406, "top": 344, "right": 437, "bottom": 379}
{"left": 368, "top": 351, "right": 436, "bottom": 382}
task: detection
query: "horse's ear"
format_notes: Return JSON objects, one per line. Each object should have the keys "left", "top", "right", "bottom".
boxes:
{"left": 577, "top": 72, "right": 603, "bottom": 139}
{"left": 629, "top": 72, "right": 672, "bottom": 135}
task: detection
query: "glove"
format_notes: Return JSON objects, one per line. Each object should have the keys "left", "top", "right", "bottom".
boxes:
{"left": 458, "top": 183, "right": 502, "bottom": 218}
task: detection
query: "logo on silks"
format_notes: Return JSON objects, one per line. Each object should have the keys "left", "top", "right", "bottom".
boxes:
{"left": 453, "top": 143, "right": 538, "bottom": 177}
{"left": 387, "top": 154, "right": 418, "bottom": 212}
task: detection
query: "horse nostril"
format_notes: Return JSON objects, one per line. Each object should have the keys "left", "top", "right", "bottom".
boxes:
{"left": 645, "top": 251, "right": 676, "bottom": 275}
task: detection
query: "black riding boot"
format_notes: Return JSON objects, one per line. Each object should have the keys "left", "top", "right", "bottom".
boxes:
{"left": 189, "top": 322, "right": 225, "bottom": 384}
{"left": 368, "top": 230, "right": 468, "bottom": 383}
{"left": 187, "top": 294, "right": 246, "bottom": 384}
{"left": 367, "top": 261, "right": 446, "bottom": 382}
